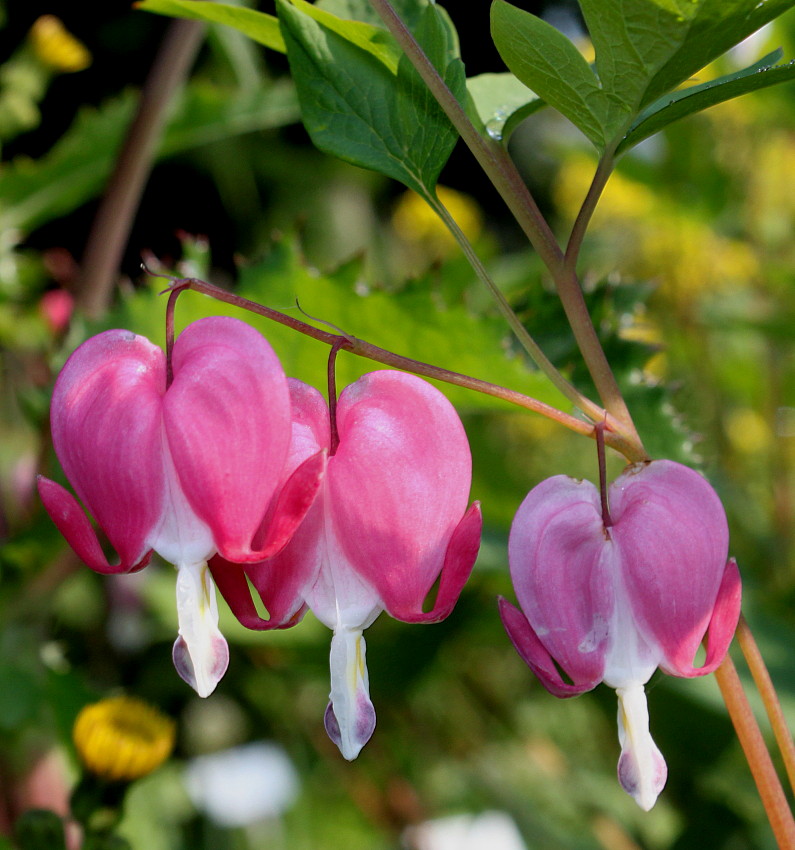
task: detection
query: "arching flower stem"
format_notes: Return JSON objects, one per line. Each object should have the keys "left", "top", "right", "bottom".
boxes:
{"left": 163, "top": 277, "right": 648, "bottom": 463}
{"left": 735, "top": 615, "right": 795, "bottom": 795}
{"left": 713, "top": 654, "right": 795, "bottom": 848}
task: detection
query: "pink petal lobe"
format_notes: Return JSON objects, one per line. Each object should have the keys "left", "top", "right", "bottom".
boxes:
{"left": 48, "top": 329, "right": 165, "bottom": 566}
{"left": 248, "top": 449, "right": 327, "bottom": 560}
{"left": 163, "top": 317, "right": 292, "bottom": 562}
{"left": 661, "top": 558, "right": 742, "bottom": 677}
{"left": 498, "top": 597, "right": 598, "bottom": 697}
{"left": 390, "top": 501, "right": 482, "bottom": 623}
{"left": 508, "top": 475, "right": 612, "bottom": 688}
{"left": 329, "top": 371, "right": 473, "bottom": 615}
{"left": 37, "top": 476, "right": 150, "bottom": 574}
{"left": 610, "top": 460, "right": 730, "bottom": 675}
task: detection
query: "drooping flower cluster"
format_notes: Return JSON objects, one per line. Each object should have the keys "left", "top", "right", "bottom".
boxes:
{"left": 39, "top": 318, "right": 480, "bottom": 757}
{"left": 499, "top": 460, "right": 742, "bottom": 809}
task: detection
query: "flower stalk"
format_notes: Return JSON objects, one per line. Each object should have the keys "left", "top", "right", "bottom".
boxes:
{"left": 164, "top": 276, "right": 647, "bottom": 462}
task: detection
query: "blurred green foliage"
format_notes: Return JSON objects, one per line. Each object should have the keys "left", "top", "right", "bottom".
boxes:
{"left": 1, "top": 1, "right": 794, "bottom": 849}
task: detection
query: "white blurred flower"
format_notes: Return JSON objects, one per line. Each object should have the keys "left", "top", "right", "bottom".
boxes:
{"left": 404, "top": 811, "right": 527, "bottom": 850}
{"left": 184, "top": 741, "right": 299, "bottom": 827}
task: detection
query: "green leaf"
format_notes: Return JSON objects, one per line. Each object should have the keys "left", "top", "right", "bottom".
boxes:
{"left": 276, "top": 0, "right": 464, "bottom": 198}
{"left": 490, "top": 0, "right": 609, "bottom": 149}
{"left": 136, "top": 0, "right": 286, "bottom": 52}
{"left": 0, "top": 80, "right": 299, "bottom": 235}
{"left": 466, "top": 72, "right": 545, "bottom": 143}
{"left": 618, "top": 50, "right": 795, "bottom": 153}
{"left": 578, "top": 0, "right": 795, "bottom": 126}
{"left": 290, "top": 0, "right": 402, "bottom": 71}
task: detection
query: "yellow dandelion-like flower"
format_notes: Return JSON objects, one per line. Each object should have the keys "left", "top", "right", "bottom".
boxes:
{"left": 392, "top": 185, "right": 483, "bottom": 257}
{"left": 30, "top": 16, "right": 91, "bottom": 74}
{"left": 73, "top": 696, "right": 176, "bottom": 782}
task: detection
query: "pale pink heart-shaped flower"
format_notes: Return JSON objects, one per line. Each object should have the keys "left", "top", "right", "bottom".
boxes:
{"left": 500, "top": 460, "right": 741, "bottom": 810}
{"left": 38, "top": 317, "right": 325, "bottom": 697}
{"left": 211, "top": 371, "right": 482, "bottom": 759}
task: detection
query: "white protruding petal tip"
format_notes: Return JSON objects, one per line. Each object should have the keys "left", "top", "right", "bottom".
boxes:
{"left": 173, "top": 562, "right": 230, "bottom": 697}
{"left": 616, "top": 685, "right": 667, "bottom": 810}
{"left": 326, "top": 628, "right": 376, "bottom": 760}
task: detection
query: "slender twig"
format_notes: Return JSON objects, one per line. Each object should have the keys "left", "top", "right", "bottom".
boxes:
{"left": 429, "top": 195, "right": 609, "bottom": 427}
{"left": 736, "top": 615, "right": 795, "bottom": 796}
{"left": 164, "top": 278, "right": 644, "bottom": 460}
{"left": 75, "top": 19, "right": 206, "bottom": 318}
{"left": 564, "top": 148, "right": 617, "bottom": 272}
{"left": 327, "top": 339, "right": 345, "bottom": 456}
{"left": 714, "top": 655, "right": 795, "bottom": 849}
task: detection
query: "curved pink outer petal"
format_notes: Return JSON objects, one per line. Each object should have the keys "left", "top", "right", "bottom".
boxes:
{"left": 660, "top": 558, "right": 742, "bottom": 677}
{"left": 329, "top": 371, "right": 475, "bottom": 619}
{"left": 48, "top": 329, "right": 165, "bottom": 569}
{"left": 212, "top": 379, "right": 330, "bottom": 629}
{"left": 498, "top": 597, "right": 598, "bottom": 696}
{"left": 37, "top": 477, "right": 151, "bottom": 574}
{"left": 610, "top": 460, "right": 732, "bottom": 676}
{"left": 508, "top": 475, "right": 612, "bottom": 687}
{"left": 163, "top": 317, "right": 292, "bottom": 562}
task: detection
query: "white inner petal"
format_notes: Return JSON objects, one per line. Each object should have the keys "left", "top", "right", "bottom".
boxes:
{"left": 173, "top": 561, "right": 229, "bottom": 698}
{"left": 326, "top": 626, "right": 376, "bottom": 760}
{"left": 148, "top": 431, "right": 215, "bottom": 567}
{"left": 616, "top": 684, "right": 667, "bottom": 810}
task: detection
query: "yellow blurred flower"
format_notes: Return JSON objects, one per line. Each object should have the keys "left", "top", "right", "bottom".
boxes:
{"left": 30, "top": 16, "right": 91, "bottom": 73}
{"left": 392, "top": 185, "right": 483, "bottom": 257}
{"left": 73, "top": 696, "right": 176, "bottom": 782}
{"left": 724, "top": 407, "right": 772, "bottom": 455}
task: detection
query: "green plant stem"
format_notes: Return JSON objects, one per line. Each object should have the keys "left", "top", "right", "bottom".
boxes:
{"left": 75, "top": 19, "right": 205, "bottom": 318}
{"left": 714, "top": 654, "right": 795, "bottom": 849}
{"left": 736, "top": 615, "right": 795, "bottom": 795}
{"left": 367, "top": 0, "right": 644, "bottom": 454}
{"left": 564, "top": 149, "right": 616, "bottom": 272}
{"left": 164, "top": 278, "right": 642, "bottom": 459}
{"left": 368, "top": 0, "right": 561, "bottom": 271}
{"left": 429, "top": 195, "right": 605, "bottom": 424}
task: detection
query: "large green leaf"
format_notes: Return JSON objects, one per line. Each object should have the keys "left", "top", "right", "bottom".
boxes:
{"left": 579, "top": 0, "right": 795, "bottom": 128}
{"left": 0, "top": 80, "right": 299, "bottom": 235}
{"left": 466, "top": 73, "right": 545, "bottom": 143}
{"left": 276, "top": 0, "right": 465, "bottom": 199}
{"left": 618, "top": 50, "right": 795, "bottom": 153}
{"left": 490, "top": 0, "right": 610, "bottom": 148}
{"left": 136, "top": 0, "right": 286, "bottom": 52}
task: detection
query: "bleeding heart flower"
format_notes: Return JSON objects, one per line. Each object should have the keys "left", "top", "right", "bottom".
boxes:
{"left": 38, "top": 317, "right": 325, "bottom": 697}
{"left": 499, "top": 459, "right": 741, "bottom": 810}
{"left": 211, "top": 371, "right": 482, "bottom": 759}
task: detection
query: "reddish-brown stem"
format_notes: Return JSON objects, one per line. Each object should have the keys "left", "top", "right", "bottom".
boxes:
{"left": 736, "top": 615, "right": 795, "bottom": 796}
{"left": 595, "top": 421, "right": 612, "bottom": 528}
{"left": 714, "top": 655, "right": 795, "bottom": 848}
{"left": 328, "top": 339, "right": 345, "bottom": 456}
{"left": 164, "top": 278, "right": 643, "bottom": 460}
{"left": 165, "top": 286, "right": 181, "bottom": 390}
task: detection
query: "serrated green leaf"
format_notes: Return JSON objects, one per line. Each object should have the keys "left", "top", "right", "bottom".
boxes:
{"left": 466, "top": 73, "right": 545, "bottom": 143}
{"left": 136, "top": 0, "right": 286, "bottom": 52}
{"left": 490, "top": 0, "right": 609, "bottom": 149}
{"left": 618, "top": 50, "right": 795, "bottom": 153}
{"left": 277, "top": 0, "right": 464, "bottom": 198}
{"left": 0, "top": 80, "right": 299, "bottom": 235}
